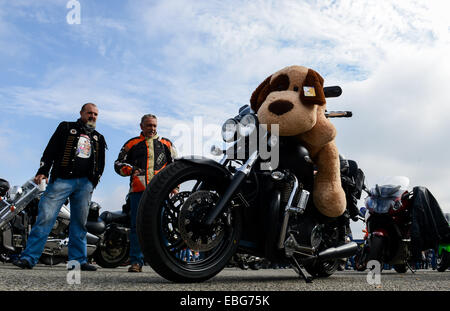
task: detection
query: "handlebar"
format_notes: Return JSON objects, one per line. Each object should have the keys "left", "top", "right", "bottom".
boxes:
{"left": 324, "top": 86, "right": 342, "bottom": 98}
{"left": 325, "top": 111, "right": 352, "bottom": 118}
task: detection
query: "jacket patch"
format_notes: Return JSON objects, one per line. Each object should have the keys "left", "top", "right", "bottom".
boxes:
{"left": 156, "top": 153, "right": 166, "bottom": 166}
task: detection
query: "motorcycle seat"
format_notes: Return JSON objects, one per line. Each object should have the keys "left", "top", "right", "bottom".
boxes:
{"left": 99, "top": 211, "right": 129, "bottom": 225}
{"left": 86, "top": 219, "right": 106, "bottom": 235}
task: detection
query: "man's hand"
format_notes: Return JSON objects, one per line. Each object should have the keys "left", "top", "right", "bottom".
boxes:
{"left": 34, "top": 174, "right": 48, "bottom": 185}
{"left": 132, "top": 168, "right": 143, "bottom": 177}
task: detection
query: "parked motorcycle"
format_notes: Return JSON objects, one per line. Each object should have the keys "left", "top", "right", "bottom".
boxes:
{"left": 358, "top": 176, "right": 414, "bottom": 273}
{"left": 93, "top": 196, "right": 130, "bottom": 268}
{"left": 137, "top": 88, "right": 363, "bottom": 283}
{"left": 356, "top": 178, "right": 450, "bottom": 273}
{"left": 0, "top": 178, "right": 128, "bottom": 268}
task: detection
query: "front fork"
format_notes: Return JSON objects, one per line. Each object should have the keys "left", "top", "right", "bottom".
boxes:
{"left": 203, "top": 151, "right": 259, "bottom": 226}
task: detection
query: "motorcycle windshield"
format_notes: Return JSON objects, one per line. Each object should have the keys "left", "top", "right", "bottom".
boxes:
{"left": 373, "top": 176, "right": 410, "bottom": 189}
{"left": 365, "top": 196, "right": 396, "bottom": 214}
{"left": 365, "top": 176, "right": 409, "bottom": 214}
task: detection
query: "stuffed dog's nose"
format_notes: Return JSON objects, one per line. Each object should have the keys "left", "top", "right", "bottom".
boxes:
{"left": 268, "top": 100, "right": 294, "bottom": 116}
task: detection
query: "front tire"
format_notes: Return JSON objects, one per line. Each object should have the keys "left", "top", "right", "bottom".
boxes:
{"left": 137, "top": 161, "right": 242, "bottom": 283}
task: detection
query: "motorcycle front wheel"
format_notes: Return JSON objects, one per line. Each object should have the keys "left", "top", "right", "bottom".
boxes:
{"left": 137, "top": 161, "right": 242, "bottom": 283}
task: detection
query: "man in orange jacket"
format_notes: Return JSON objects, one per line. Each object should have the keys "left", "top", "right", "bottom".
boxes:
{"left": 115, "top": 114, "right": 177, "bottom": 272}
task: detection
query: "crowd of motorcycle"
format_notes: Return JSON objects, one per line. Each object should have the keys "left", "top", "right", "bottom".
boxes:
{"left": 1, "top": 153, "right": 449, "bottom": 275}
{"left": 0, "top": 173, "right": 450, "bottom": 273}
{"left": 0, "top": 178, "right": 130, "bottom": 268}
{"left": 1, "top": 103, "right": 450, "bottom": 282}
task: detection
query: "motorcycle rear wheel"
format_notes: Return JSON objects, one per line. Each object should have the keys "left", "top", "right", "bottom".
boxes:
{"left": 137, "top": 161, "right": 242, "bottom": 283}
{"left": 393, "top": 264, "right": 407, "bottom": 273}
{"left": 93, "top": 239, "right": 130, "bottom": 268}
{"left": 367, "top": 235, "right": 385, "bottom": 263}
{"left": 303, "top": 259, "right": 339, "bottom": 277}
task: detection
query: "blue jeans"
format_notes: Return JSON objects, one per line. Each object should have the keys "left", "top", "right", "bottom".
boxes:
{"left": 20, "top": 178, "right": 93, "bottom": 267}
{"left": 129, "top": 192, "right": 144, "bottom": 266}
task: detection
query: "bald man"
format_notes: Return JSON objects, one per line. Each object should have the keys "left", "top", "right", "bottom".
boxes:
{"left": 13, "top": 103, "right": 106, "bottom": 271}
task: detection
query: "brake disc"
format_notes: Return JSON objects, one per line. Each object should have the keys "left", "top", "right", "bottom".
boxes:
{"left": 178, "top": 191, "right": 225, "bottom": 252}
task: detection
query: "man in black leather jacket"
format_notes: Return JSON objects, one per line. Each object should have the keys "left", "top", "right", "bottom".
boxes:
{"left": 13, "top": 103, "right": 106, "bottom": 271}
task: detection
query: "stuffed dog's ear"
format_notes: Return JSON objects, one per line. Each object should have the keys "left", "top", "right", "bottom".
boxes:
{"left": 250, "top": 75, "right": 272, "bottom": 112}
{"left": 300, "top": 69, "right": 326, "bottom": 106}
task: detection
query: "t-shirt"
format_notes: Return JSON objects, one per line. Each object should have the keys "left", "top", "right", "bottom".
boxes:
{"left": 72, "top": 134, "right": 92, "bottom": 177}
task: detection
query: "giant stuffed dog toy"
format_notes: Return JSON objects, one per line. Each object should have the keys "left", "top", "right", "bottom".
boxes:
{"left": 250, "top": 65, "right": 346, "bottom": 218}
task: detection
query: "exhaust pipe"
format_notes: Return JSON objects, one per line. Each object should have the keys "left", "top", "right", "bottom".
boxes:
{"left": 316, "top": 242, "right": 358, "bottom": 260}
{"left": 303, "top": 242, "right": 358, "bottom": 264}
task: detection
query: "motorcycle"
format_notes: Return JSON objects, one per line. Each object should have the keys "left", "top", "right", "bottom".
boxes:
{"left": 358, "top": 176, "right": 416, "bottom": 273}
{"left": 370, "top": 177, "right": 414, "bottom": 272}
{"left": 357, "top": 177, "right": 450, "bottom": 273}
{"left": 136, "top": 87, "right": 364, "bottom": 283}
{"left": 93, "top": 196, "right": 131, "bottom": 268}
{"left": 0, "top": 177, "right": 128, "bottom": 268}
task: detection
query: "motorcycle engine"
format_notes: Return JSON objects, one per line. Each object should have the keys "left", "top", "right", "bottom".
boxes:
{"left": 289, "top": 215, "right": 323, "bottom": 249}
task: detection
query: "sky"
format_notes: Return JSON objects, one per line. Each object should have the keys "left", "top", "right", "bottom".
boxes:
{"left": 0, "top": 0, "right": 449, "bottom": 239}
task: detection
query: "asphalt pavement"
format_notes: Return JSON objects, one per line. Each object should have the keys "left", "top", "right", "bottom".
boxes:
{"left": 0, "top": 263, "right": 448, "bottom": 292}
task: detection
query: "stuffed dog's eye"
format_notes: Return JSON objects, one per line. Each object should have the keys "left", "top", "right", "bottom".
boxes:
{"left": 293, "top": 86, "right": 299, "bottom": 92}
{"left": 270, "top": 74, "right": 289, "bottom": 92}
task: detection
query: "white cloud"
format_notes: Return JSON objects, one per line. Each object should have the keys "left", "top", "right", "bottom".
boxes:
{"left": 334, "top": 44, "right": 450, "bottom": 213}
{"left": 1, "top": 0, "right": 449, "bottom": 220}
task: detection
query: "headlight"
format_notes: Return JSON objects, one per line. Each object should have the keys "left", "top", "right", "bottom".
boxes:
{"left": 221, "top": 119, "right": 238, "bottom": 142}
{"left": 238, "top": 114, "right": 258, "bottom": 137}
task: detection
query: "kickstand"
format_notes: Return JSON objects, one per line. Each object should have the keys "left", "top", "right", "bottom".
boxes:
{"left": 406, "top": 261, "right": 415, "bottom": 274}
{"left": 290, "top": 256, "right": 313, "bottom": 283}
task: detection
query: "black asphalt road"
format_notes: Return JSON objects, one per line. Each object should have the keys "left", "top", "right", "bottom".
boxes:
{"left": 0, "top": 263, "right": 448, "bottom": 292}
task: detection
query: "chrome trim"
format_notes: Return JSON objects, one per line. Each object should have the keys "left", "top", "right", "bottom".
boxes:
{"left": 277, "top": 175, "right": 299, "bottom": 249}
{"left": 284, "top": 234, "right": 315, "bottom": 257}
